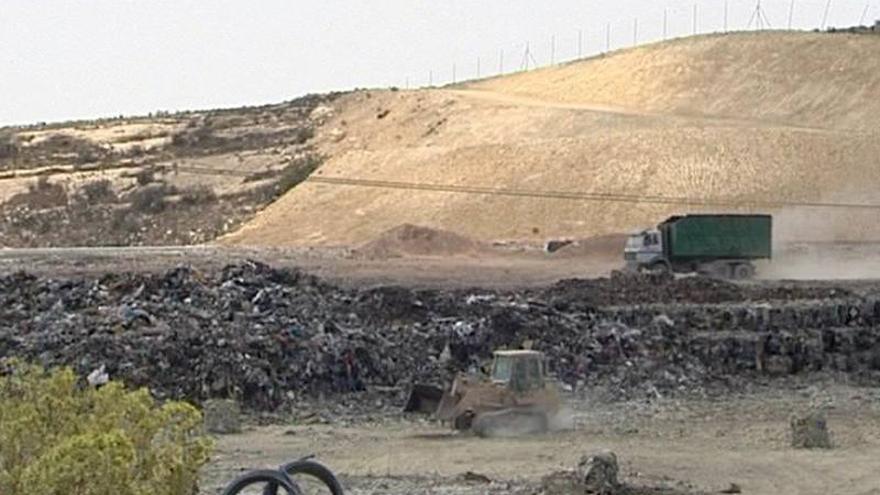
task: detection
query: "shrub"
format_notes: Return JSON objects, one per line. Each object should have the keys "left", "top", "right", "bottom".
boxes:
{"left": 179, "top": 185, "right": 217, "bottom": 205}
{"left": 0, "top": 361, "right": 213, "bottom": 495}
{"left": 0, "top": 132, "right": 19, "bottom": 160}
{"left": 134, "top": 168, "right": 155, "bottom": 186}
{"left": 170, "top": 125, "right": 222, "bottom": 149}
{"left": 129, "top": 183, "right": 171, "bottom": 213}
{"left": 80, "top": 179, "right": 116, "bottom": 204}
{"left": 275, "top": 154, "right": 322, "bottom": 195}
{"left": 12, "top": 176, "right": 69, "bottom": 209}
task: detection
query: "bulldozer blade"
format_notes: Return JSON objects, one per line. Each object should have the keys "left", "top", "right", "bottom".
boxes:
{"left": 403, "top": 384, "right": 445, "bottom": 413}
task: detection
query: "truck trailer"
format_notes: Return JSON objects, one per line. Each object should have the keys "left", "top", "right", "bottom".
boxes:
{"left": 624, "top": 214, "right": 772, "bottom": 279}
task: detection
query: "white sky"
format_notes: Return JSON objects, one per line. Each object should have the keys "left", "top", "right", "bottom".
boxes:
{"left": 2, "top": 0, "right": 875, "bottom": 126}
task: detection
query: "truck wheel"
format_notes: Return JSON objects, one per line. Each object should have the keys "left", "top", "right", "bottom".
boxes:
{"left": 641, "top": 261, "right": 670, "bottom": 275}
{"left": 732, "top": 264, "right": 754, "bottom": 280}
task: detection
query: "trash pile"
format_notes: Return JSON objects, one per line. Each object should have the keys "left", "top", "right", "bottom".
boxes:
{"left": 1, "top": 262, "right": 879, "bottom": 411}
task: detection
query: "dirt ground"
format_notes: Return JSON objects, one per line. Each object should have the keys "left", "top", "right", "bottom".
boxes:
{"left": 201, "top": 384, "right": 880, "bottom": 494}
{"left": 4, "top": 240, "right": 880, "bottom": 287}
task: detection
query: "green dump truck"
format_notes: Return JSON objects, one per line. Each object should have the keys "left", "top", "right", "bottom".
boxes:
{"left": 624, "top": 214, "right": 772, "bottom": 279}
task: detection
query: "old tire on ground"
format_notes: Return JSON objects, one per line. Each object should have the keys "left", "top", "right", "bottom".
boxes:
{"left": 223, "top": 469, "right": 301, "bottom": 495}
{"left": 264, "top": 458, "right": 345, "bottom": 495}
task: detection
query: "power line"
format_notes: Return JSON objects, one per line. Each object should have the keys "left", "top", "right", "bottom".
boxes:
{"left": 821, "top": 0, "right": 833, "bottom": 29}
{"left": 306, "top": 176, "right": 880, "bottom": 211}
{"left": 748, "top": 0, "right": 772, "bottom": 30}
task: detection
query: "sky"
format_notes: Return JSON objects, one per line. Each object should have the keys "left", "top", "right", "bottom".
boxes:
{"left": 1, "top": 0, "right": 876, "bottom": 126}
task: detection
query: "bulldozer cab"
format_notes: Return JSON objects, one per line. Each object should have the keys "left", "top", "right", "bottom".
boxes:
{"left": 490, "top": 350, "right": 545, "bottom": 392}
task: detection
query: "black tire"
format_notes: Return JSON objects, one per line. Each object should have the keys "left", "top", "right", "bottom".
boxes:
{"left": 222, "top": 469, "right": 300, "bottom": 495}
{"left": 732, "top": 264, "right": 754, "bottom": 280}
{"left": 264, "top": 459, "right": 344, "bottom": 495}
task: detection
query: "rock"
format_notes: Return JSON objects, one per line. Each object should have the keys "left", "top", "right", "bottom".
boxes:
{"left": 460, "top": 471, "right": 491, "bottom": 484}
{"left": 203, "top": 399, "right": 242, "bottom": 434}
{"left": 578, "top": 451, "right": 620, "bottom": 494}
{"left": 545, "top": 239, "right": 573, "bottom": 253}
{"left": 86, "top": 364, "right": 109, "bottom": 387}
{"left": 720, "top": 482, "right": 742, "bottom": 494}
{"left": 540, "top": 470, "right": 579, "bottom": 494}
{"left": 790, "top": 411, "right": 832, "bottom": 449}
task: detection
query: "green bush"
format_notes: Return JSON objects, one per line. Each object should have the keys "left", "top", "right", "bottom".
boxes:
{"left": 0, "top": 361, "right": 213, "bottom": 495}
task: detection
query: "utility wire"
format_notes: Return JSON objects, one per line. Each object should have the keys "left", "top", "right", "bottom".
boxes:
{"left": 306, "top": 176, "right": 880, "bottom": 211}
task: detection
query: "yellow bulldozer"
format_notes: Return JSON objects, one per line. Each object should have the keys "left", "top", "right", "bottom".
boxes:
{"left": 404, "top": 350, "right": 562, "bottom": 437}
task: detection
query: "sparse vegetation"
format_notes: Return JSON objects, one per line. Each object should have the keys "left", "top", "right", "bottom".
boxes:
{"left": 134, "top": 167, "right": 156, "bottom": 186}
{"left": 170, "top": 124, "right": 224, "bottom": 149}
{"left": 0, "top": 92, "right": 339, "bottom": 247}
{"left": 0, "top": 361, "right": 212, "bottom": 495}
{"left": 5, "top": 177, "right": 70, "bottom": 209}
{"left": 129, "top": 183, "right": 174, "bottom": 214}
{"left": 180, "top": 184, "right": 218, "bottom": 205}
{"left": 80, "top": 179, "right": 116, "bottom": 204}
{"left": 275, "top": 154, "right": 322, "bottom": 195}
{"left": 0, "top": 132, "right": 19, "bottom": 160}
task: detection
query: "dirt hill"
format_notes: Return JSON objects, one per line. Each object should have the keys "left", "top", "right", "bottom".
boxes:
{"left": 222, "top": 32, "right": 880, "bottom": 248}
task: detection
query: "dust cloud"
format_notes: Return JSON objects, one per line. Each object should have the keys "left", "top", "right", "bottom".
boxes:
{"left": 765, "top": 192, "right": 880, "bottom": 280}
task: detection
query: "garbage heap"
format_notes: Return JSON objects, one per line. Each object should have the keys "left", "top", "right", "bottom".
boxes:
{"left": 1, "top": 262, "right": 879, "bottom": 411}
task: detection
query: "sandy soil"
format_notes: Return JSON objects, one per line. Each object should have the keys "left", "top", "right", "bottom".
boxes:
{"left": 200, "top": 384, "right": 880, "bottom": 495}
{"left": 223, "top": 32, "right": 880, "bottom": 248}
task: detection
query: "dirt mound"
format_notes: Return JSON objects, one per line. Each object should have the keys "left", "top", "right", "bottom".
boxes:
{"left": 223, "top": 32, "right": 880, "bottom": 248}
{"left": 356, "top": 223, "right": 483, "bottom": 258}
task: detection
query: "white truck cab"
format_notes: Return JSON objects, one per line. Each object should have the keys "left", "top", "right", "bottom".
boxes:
{"left": 624, "top": 229, "right": 664, "bottom": 270}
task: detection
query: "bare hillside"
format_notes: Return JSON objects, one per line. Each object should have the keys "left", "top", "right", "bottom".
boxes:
{"left": 223, "top": 32, "right": 880, "bottom": 247}
{"left": 469, "top": 31, "right": 880, "bottom": 131}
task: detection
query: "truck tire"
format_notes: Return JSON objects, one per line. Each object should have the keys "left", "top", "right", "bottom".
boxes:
{"left": 640, "top": 260, "right": 670, "bottom": 275}
{"left": 732, "top": 263, "right": 754, "bottom": 280}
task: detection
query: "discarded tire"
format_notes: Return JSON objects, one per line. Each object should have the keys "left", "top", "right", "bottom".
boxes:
{"left": 221, "top": 469, "right": 301, "bottom": 495}
{"left": 265, "top": 458, "right": 345, "bottom": 495}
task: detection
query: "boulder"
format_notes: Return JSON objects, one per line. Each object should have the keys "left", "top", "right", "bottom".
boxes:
{"left": 790, "top": 411, "right": 832, "bottom": 449}
{"left": 578, "top": 451, "right": 620, "bottom": 494}
{"left": 204, "top": 399, "right": 242, "bottom": 434}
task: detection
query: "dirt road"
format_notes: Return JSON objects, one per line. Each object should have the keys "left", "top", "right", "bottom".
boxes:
{"left": 202, "top": 385, "right": 880, "bottom": 495}
{"left": 5, "top": 241, "right": 880, "bottom": 286}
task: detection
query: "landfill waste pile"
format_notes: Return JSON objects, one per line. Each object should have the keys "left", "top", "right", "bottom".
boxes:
{"left": 1, "top": 262, "right": 879, "bottom": 411}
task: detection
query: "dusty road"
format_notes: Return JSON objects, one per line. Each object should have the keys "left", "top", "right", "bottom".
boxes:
{"left": 0, "top": 244, "right": 618, "bottom": 288}
{"left": 202, "top": 385, "right": 880, "bottom": 495}
{"left": 3, "top": 241, "right": 880, "bottom": 288}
